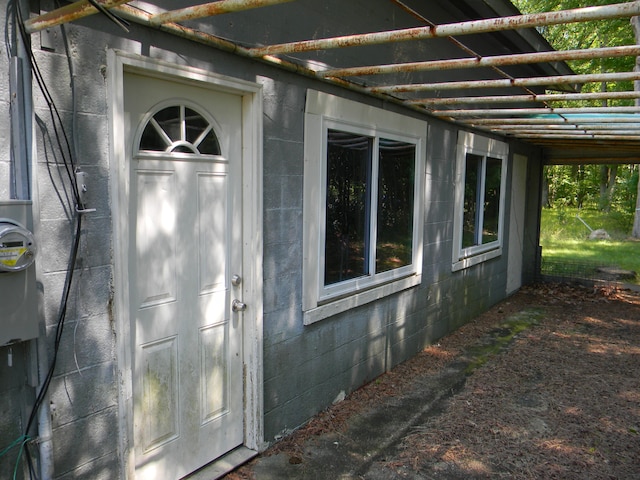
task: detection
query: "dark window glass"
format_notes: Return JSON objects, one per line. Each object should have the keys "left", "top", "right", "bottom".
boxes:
{"left": 376, "top": 139, "right": 415, "bottom": 273}
{"left": 140, "top": 121, "right": 168, "bottom": 151}
{"left": 324, "top": 130, "right": 372, "bottom": 285}
{"left": 482, "top": 157, "right": 502, "bottom": 244}
{"left": 185, "top": 107, "right": 208, "bottom": 144}
{"left": 154, "top": 106, "right": 181, "bottom": 142}
{"left": 171, "top": 145, "right": 197, "bottom": 154}
{"left": 198, "top": 130, "right": 222, "bottom": 156}
{"left": 463, "top": 153, "right": 482, "bottom": 248}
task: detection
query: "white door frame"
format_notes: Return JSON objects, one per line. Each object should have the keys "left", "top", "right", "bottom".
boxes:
{"left": 108, "top": 51, "right": 264, "bottom": 478}
{"left": 506, "top": 153, "right": 528, "bottom": 295}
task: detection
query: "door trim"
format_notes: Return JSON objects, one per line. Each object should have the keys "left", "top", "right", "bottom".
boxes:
{"left": 506, "top": 154, "right": 528, "bottom": 295}
{"left": 108, "top": 51, "right": 264, "bottom": 478}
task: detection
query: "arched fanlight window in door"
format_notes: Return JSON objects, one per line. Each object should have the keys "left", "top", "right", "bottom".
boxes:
{"left": 138, "top": 105, "right": 222, "bottom": 155}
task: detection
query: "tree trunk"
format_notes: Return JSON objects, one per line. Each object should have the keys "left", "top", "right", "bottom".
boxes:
{"left": 599, "top": 165, "right": 618, "bottom": 212}
{"left": 633, "top": 166, "right": 640, "bottom": 238}
{"left": 541, "top": 173, "right": 550, "bottom": 208}
{"left": 633, "top": 16, "right": 640, "bottom": 237}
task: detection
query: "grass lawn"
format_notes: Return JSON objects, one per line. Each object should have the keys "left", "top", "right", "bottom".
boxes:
{"left": 540, "top": 208, "right": 640, "bottom": 284}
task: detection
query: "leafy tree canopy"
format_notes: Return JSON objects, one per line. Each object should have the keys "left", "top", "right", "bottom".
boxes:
{"left": 512, "top": 0, "right": 635, "bottom": 103}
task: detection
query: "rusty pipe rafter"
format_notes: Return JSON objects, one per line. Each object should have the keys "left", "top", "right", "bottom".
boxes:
{"left": 510, "top": 129, "right": 640, "bottom": 135}
{"left": 368, "top": 72, "right": 640, "bottom": 93}
{"left": 108, "top": 3, "right": 430, "bottom": 116}
{"left": 387, "top": 0, "right": 541, "bottom": 100}
{"left": 321, "top": 45, "right": 640, "bottom": 78}
{"left": 466, "top": 116, "right": 640, "bottom": 125}
{"left": 514, "top": 131, "right": 640, "bottom": 137}
{"left": 432, "top": 106, "right": 640, "bottom": 117}
{"left": 409, "top": 91, "right": 640, "bottom": 106}
{"left": 149, "top": 0, "right": 295, "bottom": 26}
{"left": 247, "top": 1, "right": 640, "bottom": 56}
{"left": 510, "top": 133, "right": 640, "bottom": 140}
{"left": 24, "top": 0, "right": 131, "bottom": 33}
{"left": 493, "top": 127, "right": 640, "bottom": 135}
{"left": 489, "top": 123, "right": 640, "bottom": 131}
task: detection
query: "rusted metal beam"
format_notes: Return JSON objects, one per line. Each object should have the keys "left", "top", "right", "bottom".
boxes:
{"left": 149, "top": 0, "right": 295, "bottom": 26}
{"left": 465, "top": 116, "right": 640, "bottom": 125}
{"left": 247, "top": 2, "right": 640, "bottom": 56}
{"left": 321, "top": 45, "right": 640, "bottom": 78}
{"left": 511, "top": 133, "right": 640, "bottom": 140}
{"left": 409, "top": 90, "right": 640, "bottom": 106}
{"left": 432, "top": 106, "right": 640, "bottom": 117}
{"left": 109, "top": 3, "right": 428, "bottom": 115}
{"left": 24, "top": 0, "right": 131, "bottom": 34}
{"left": 490, "top": 123, "right": 640, "bottom": 131}
{"left": 492, "top": 127, "right": 640, "bottom": 135}
{"left": 369, "top": 72, "right": 640, "bottom": 93}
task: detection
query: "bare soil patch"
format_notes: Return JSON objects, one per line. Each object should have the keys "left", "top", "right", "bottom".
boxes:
{"left": 227, "top": 283, "right": 640, "bottom": 479}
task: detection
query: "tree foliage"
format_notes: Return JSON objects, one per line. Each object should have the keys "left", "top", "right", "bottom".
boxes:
{"left": 544, "top": 164, "right": 639, "bottom": 214}
{"left": 512, "top": 0, "right": 635, "bottom": 104}
{"left": 513, "top": 1, "right": 640, "bottom": 235}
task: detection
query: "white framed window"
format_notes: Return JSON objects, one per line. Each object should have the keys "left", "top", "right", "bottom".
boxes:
{"left": 452, "top": 132, "right": 508, "bottom": 271}
{"left": 303, "top": 90, "right": 426, "bottom": 325}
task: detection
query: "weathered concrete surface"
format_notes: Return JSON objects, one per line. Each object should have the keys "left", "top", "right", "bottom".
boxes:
{"left": 247, "top": 309, "right": 545, "bottom": 479}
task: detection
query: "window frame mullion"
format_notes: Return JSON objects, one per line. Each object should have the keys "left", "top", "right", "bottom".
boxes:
{"left": 367, "top": 137, "right": 380, "bottom": 278}
{"left": 476, "top": 155, "right": 487, "bottom": 246}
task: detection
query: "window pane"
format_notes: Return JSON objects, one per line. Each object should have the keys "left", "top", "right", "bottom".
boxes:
{"left": 198, "top": 130, "right": 222, "bottom": 156}
{"left": 140, "top": 122, "right": 168, "bottom": 151}
{"left": 482, "top": 157, "right": 502, "bottom": 244}
{"left": 184, "top": 107, "right": 208, "bottom": 144}
{"left": 185, "top": 108, "right": 222, "bottom": 155}
{"left": 463, "top": 153, "right": 482, "bottom": 248}
{"left": 376, "top": 139, "right": 415, "bottom": 273}
{"left": 154, "top": 106, "right": 181, "bottom": 142}
{"left": 325, "top": 130, "right": 372, "bottom": 285}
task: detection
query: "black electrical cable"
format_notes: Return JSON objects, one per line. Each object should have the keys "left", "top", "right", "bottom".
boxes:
{"left": 15, "top": 4, "right": 79, "bottom": 200}
{"left": 23, "top": 214, "right": 82, "bottom": 479}
{"left": 12, "top": 2, "right": 85, "bottom": 479}
{"left": 86, "top": 0, "right": 130, "bottom": 32}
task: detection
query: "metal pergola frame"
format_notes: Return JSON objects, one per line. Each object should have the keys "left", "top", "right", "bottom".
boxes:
{"left": 23, "top": 0, "right": 640, "bottom": 164}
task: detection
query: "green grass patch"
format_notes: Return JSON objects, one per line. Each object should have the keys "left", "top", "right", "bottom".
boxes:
{"left": 540, "top": 208, "right": 640, "bottom": 284}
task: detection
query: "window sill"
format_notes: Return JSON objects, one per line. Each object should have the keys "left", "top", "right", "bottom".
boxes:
{"left": 303, "top": 274, "right": 422, "bottom": 325}
{"left": 452, "top": 247, "right": 502, "bottom": 272}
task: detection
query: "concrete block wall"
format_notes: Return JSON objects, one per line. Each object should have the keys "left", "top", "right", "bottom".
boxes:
{"left": 0, "top": 342, "right": 34, "bottom": 480}
{"left": 29, "top": 20, "right": 119, "bottom": 480}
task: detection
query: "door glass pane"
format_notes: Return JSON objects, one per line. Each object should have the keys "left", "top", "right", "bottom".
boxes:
{"left": 463, "top": 153, "right": 482, "bottom": 248}
{"left": 185, "top": 107, "right": 208, "bottom": 144}
{"left": 154, "top": 106, "right": 181, "bottom": 142}
{"left": 140, "top": 121, "right": 169, "bottom": 151}
{"left": 376, "top": 139, "right": 415, "bottom": 273}
{"left": 185, "top": 108, "right": 222, "bottom": 155}
{"left": 139, "top": 106, "right": 221, "bottom": 155}
{"left": 198, "top": 130, "right": 222, "bottom": 156}
{"left": 325, "top": 130, "right": 372, "bottom": 286}
{"left": 482, "top": 157, "right": 502, "bottom": 244}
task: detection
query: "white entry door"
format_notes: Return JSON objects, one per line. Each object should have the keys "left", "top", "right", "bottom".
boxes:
{"left": 124, "top": 71, "right": 244, "bottom": 479}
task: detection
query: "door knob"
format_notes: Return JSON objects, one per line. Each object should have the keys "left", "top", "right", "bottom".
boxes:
{"left": 232, "top": 299, "right": 247, "bottom": 312}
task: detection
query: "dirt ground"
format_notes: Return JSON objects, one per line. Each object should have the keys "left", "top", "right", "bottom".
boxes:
{"left": 227, "top": 283, "right": 640, "bottom": 479}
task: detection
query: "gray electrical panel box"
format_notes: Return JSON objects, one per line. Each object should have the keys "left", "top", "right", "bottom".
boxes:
{"left": 0, "top": 200, "right": 39, "bottom": 345}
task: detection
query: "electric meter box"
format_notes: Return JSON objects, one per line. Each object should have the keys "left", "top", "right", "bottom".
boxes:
{"left": 0, "top": 200, "right": 39, "bottom": 345}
